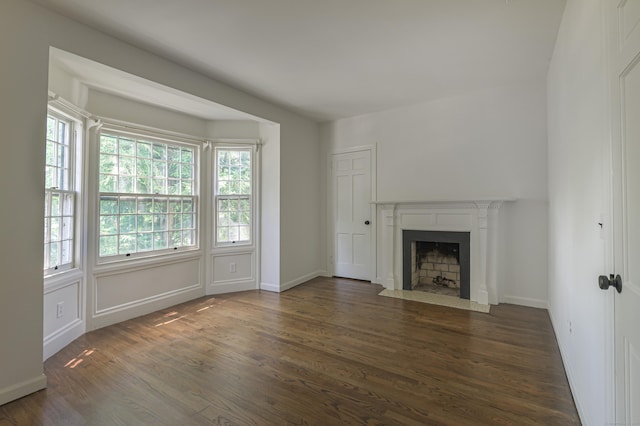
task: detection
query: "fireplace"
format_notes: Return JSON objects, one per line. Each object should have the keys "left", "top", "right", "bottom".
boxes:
{"left": 402, "top": 230, "right": 470, "bottom": 299}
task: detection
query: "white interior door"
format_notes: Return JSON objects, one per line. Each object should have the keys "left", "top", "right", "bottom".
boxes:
{"left": 332, "top": 150, "right": 371, "bottom": 280}
{"left": 609, "top": 1, "right": 640, "bottom": 423}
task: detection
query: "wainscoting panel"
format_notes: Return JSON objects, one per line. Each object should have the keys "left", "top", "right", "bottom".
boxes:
{"left": 94, "top": 257, "right": 202, "bottom": 316}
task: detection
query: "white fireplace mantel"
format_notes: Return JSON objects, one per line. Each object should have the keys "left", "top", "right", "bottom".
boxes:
{"left": 372, "top": 199, "right": 513, "bottom": 305}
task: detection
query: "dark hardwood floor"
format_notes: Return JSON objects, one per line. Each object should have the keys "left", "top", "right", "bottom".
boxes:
{"left": 0, "top": 277, "right": 580, "bottom": 425}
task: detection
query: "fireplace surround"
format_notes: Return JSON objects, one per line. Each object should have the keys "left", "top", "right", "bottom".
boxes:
{"left": 374, "top": 199, "right": 509, "bottom": 305}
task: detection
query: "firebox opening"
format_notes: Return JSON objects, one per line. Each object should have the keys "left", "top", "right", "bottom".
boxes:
{"left": 402, "top": 230, "right": 470, "bottom": 300}
{"left": 411, "top": 241, "right": 461, "bottom": 297}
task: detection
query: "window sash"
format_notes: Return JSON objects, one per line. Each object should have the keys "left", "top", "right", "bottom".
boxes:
{"left": 98, "top": 131, "right": 196, "bottom": 196}
{"left": 44, "top": 189, "right": 75, "bottom": 274}
{"left": 98, "top": 194, "right": 198, "bottom": 259}
{"left": 45, "top": 114, "right": 72, "bottom": 191}
{"left": 215, "top": 195, "right": 251, "bottom": 245}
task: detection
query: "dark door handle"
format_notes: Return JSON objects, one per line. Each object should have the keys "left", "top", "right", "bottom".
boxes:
{"left": 364, "top": 220, "right": 370, "bottom": 225}
{"left": 598, "top": 274, "right": 622, "bottom": 293}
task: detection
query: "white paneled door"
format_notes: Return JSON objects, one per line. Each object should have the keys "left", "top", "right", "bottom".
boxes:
{"left": 332, "top": 150, "right": 371, "bottom": 280}
{"left": 609, "top": 1, "right": 640, "bottom": 423}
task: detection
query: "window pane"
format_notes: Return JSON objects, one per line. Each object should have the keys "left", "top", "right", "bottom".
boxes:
{"left": 168, "top": 163, "right": 180, "bottom": 179}
{"left": 50, "top": 193, "right": 60, "bottom": 216}
{"left": 153, "top": 198, "right": 168, "bottom": 213}
{"left": 100, "top": 175, "right": 117, "bottom": 192}
{"left": 47, "top": 117, "right": 56, "bottom": 140}
{"left": 168, "top": 179, "right": 180, "bottom": 194}
{"left": 170, "top": 231, "right": 182, "bottom": 246}
{"left": 100, "top": 154, "right": 118, "bottom": 174}
{"left": 137, "top": 198, "right": 153, "bottom": 213}
{"left": 62, "top": 217, "right": 73, "bottom": 240}
{"left": 137, "top": 159, "right": 151, "bottom": 177}
{"left": 119, "top": 138, "right": 135, "bottom": 156}
{"left": 137, "top": 233, "right": 153, "bottom": 252}
{"left": 154, "top": 214, "right": 167, "bottom": 231}
{"left": 137, "top": 141, "right": 152, "bottom": 158}
{"left": 181, "top": 163, "right": 193, "bottom": 179}
{"left": 119, "top": 176, "right": 134, "bottom": 193}
{"left": 100, "top": 236, "right": 118, "bottom": 256}
{"left": 182, "top": 214, "right": 193, "bottom": 229}
{"left": 153, "top": 161, "right": 166, "bottom": 177}
{"left": 119, "top": 215, "right": 136, "bottom": 234}
{"left": 45, "top": 168, "right": 56, "bottom": 189}
{"left": 46, "top": 141, "right": 56, "bottom": 166}
{"left": 229, "top": 226, "right": 239, "bottom": 241}
{"left": 152, "top": 178, "right": 166, "bottom": 194}
{"left": 239, "top": 226, "right": 250, "bottom": 241}
{"left": 100, "top": 135, "right": 118, "bottom": 154}
{"left": 100, "top": 197, "right": 118, "bottom": 214}
{"left": 182, "top": 230, "right": 194, "bottom": 246}
{"left": 181, "top": 148, "right": 193, "bottom": 163}
{"left": 137, "top": 215, "right": 153, "bottom": 232}
{"left": 49, "top": 242, "right": 59, "bottom": 266}
{"left": 137, "top": 178, "right": 151, "bottom": 194}
{"left": 119, "top": 157, "right": 135, "bottom": 175}
{"left": 168, "top": 146, "right": 181, "bottom": 162}
{"left": 171, "top": 213, "right": 182, "bottom": 230}
{"left": 119, "top": 235, "right": 136, "bottom": 253}
{"left": 62, "top": 193, "right": 74, "bottom": 216}
{"left": 61, "top": 240, "right": 72, "bottom": 264}
{"left": 119, "top": 198, "right": 136, "bottom": 214}
{"left": 217, "top": 227, "right": 229, "bottom": 242}
{"left": 181, "top": 180, "right": 193, "bottom": 195}
{"left": 100, "top": 215, "right": 118, "bottom": 235}
{"left": 50, "top": 217, "right": 60, "bottom": 241}
{"left": 154, "top": 232, "right": 168, "bottom": 250}
{"left": 153, "top": 143, "right": 166, "bottom": 160}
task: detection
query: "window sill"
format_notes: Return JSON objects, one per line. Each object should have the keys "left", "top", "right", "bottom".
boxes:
{"left": 94, "top": 248, "right": 203, "bottom": 275}
{"left": 44, "top": 268, "right": 83, "bottom": 293}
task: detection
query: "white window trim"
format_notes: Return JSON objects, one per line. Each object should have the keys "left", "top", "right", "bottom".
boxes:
{"left": 44, "top": 108, "right": 82, "bottom": 277}
{"left": 213, "top": 144, "right": 256, "bottom": 249}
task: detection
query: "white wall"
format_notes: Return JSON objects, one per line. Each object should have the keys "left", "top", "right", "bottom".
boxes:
{"left": 0, "top": 0, "right": 321, "bottom": 405}
{"left": 547, "top": 0, "right": 609, "bottom": 424}
{"left": 321, "top": 82, "right": 549, "bottom": 306}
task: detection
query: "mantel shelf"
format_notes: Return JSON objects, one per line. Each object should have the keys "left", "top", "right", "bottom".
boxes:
{"left": 370, "top": 197, "right": 516, "bottom": 205}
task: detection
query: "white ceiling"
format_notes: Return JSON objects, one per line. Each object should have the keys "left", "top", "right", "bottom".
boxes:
{"left": 34, "top": 0, "right": 566, "bottom": 122}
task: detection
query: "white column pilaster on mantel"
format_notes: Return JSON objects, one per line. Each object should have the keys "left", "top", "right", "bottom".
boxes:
{"left": 380, "top": 204, "right": 397, "bottom": 289}
{"left": 474, "top": 201, "right": 491, "bottom": 305}
{"left": 473, "top": 200, "right": 504, "bottom": 305}
{"left": 486, "top": 201, "right": 503, "bottom": 305}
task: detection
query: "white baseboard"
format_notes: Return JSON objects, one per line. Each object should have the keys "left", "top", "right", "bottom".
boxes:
{"left": 548, "top": 307, "right": 586, "bottom": 425}
{"left": 261, "top": 270, "right": 326, "bottom": 293}
{"left": 43, "top": 319, "right": 84, "bottom": 361}
{"left": 0, "top": 374, "right": 47, "bottom": 406}
{"left": 260, "top": 282, "right": 280, "bottom": 292}
{"left": 477, "top": 289, "right": 489, "bottom": 305}
{"left": 281, "top": 270, "right": 326, "bottom": 292}
{"left": 207, "top": 280, "right": 257, "bottom": 295}
{"left": 501, "top": 295, "right": 549, "bottom": 309}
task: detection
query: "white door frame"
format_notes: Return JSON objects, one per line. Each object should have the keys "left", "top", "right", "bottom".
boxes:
{"left": 327, "top": 145, "right": 377, "bottom": 282}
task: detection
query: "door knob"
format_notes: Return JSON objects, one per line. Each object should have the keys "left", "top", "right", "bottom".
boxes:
{"left": 364, "top": 220, "right": 370, "bottom": 225}
{"left": 598, "top": 274, "right": 622, "bottom": 293}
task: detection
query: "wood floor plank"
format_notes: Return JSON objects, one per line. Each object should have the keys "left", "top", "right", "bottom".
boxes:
{"left": 0, "top": 277, "right": 580, "bottom": 425}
